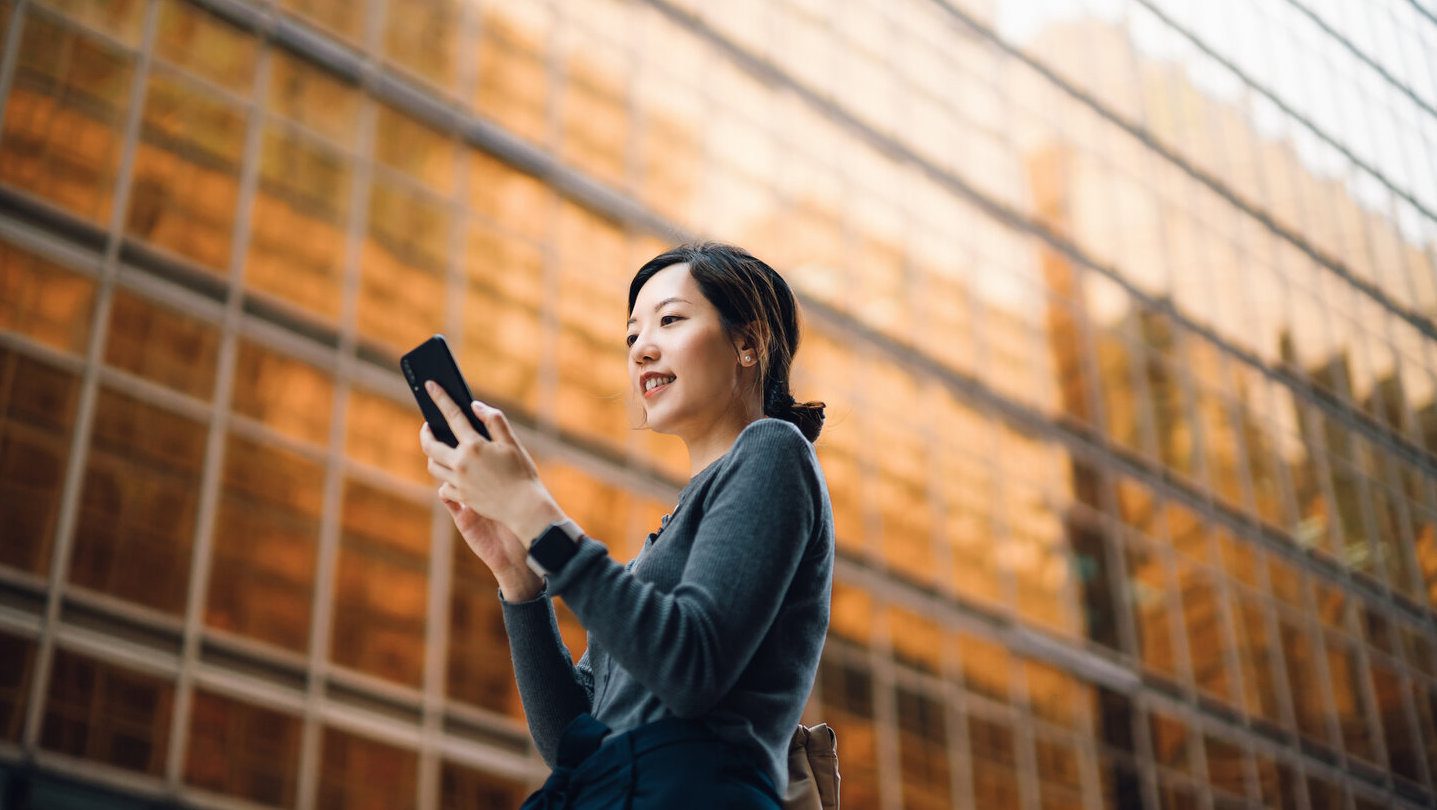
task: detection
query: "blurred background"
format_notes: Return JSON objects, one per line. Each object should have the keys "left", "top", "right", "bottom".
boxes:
{"left": 1, "top": 0, "right": 1436, "bottom": 807}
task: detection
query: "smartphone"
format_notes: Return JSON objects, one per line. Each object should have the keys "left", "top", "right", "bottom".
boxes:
{"left": 400, "top": 334, "right": 491, "bottom": 446}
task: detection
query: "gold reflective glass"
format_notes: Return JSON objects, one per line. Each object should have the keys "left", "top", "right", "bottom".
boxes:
{"left": 0, "top": 13, "right": 134, "bottom": 224}
{"left": 895, "top": 682, "right": 950, "bottom": 810}
{"left": 266, "top": 50, "right": 360, "bottom": 149}
{"left": 318, "top": 727, "right": 418, "bottom": 809}
{"left": 345, "top": 386, "right": 429, "bottom": 485}
{"left": 382, "top": 0, "right": 461, "bottom": 90}
{"left": 460, "top": 221, "right": 543, "bottom": 413}
{"left": 231, "top": 339, "right": 334, "bottom": 447}
{"left": 968, "top": 714, "right": 1021, "bottom": 807}
{"left": 279, "top": 0, "right": 363, "bottom": 43}
{"left": 71, "top": 387, "right": 206, "bottom": 614}
{"left": 356, "top": 178, "right": 450, "bottom": 355}
{"left": 816, "top": 656, "right": 878, "bottom": 808}
{"left": 332, "top": 478, "right": 428, "bottom": 686}
{"left": 245, "top": 123, "right": 350, "bottom": 323}
{"left": 447, "top": 539, "right": 521, "bottom": 717}
{"left": 126, "top": 69, "right": 246, "bottom": 272}
{"left": 36, "top": 0, "right": 147, "bottom": 44}
{"left": 553, "top": 204, "right": 629, "bottom": 452}
{"left": 0, "top": 350, "right": 78, "bottom": 576}
{"left": 0, "top": 239, "right": 95, "bottom": 354}
{"left": 40, "top": 648, "right": 174, "bottom": 775}
{"left": 440, "top": 759, "right": 528, "bottom": 810}
{"left": 559, "top": 42, "right": 628, "bottom": 186}
{"left": 154, "top": 0, "right": 257, "bottom": 94}
{"left": 0, "top": 631, "right": 36, "bottom": 742}
{"left": 184, "top": 689, "right": 302, "bottom": 806}
{"left": 374, "top": 103, "right": 455, "bottom": 193}
{"left": 103, "top": 288, "right": 220, "bottom": 399}
{"left": 475, "top": 5, "right": 551, "bottom": 144}
{"left": 207, "top": 433, "right": 321, "bottom": 652}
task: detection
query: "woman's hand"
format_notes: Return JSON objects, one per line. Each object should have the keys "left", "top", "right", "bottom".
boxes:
{"left": 418, "top": 382, "right": 566, "bottom": 590}
{"left": 438, "top": 495, "right": 542, "bottom": 601}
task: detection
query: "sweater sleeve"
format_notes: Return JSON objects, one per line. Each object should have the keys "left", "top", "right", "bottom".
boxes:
{"left": 544, "top": 419, "right": 819, "bottom": 719}
{"left": 498, "top": 586, "right": 594, "bottom": 766}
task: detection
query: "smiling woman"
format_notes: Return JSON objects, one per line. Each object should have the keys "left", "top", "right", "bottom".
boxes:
{"left": 417, "top": 242, "right": 834, "bottom": 808}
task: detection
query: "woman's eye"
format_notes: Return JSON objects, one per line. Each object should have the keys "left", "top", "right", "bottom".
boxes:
{"left": 626, "top": 316, "right": 682, "bottom": 347}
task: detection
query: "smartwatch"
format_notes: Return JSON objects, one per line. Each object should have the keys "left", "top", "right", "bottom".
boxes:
{"left": 526, "top": 519, "right": 583, "bottom": 578}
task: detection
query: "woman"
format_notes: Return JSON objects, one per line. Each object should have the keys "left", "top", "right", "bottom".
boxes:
{"left": 419, "top": 242, "right": 834, "bottom": 808}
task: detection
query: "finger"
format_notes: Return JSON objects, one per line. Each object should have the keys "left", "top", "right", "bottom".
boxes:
{"left": 427, "top": 458, "right": 455, "bottom": 481}
{"left": 419, "top": 422, "right": 459, "bottom": 467}
{"left": 472, "top": 401, "right": 517, "bottom": 446}
{"left": 424, "top": 381, "right": 483, "bottom": 445}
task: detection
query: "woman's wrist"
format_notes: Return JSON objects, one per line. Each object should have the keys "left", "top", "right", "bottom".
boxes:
{"left": 497, "top": 566, "right": 544, "bottom": 602}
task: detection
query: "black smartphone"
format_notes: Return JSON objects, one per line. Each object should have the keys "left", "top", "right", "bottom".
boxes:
{"left": 400, "top": 334, "right": 491, "bottom": 446}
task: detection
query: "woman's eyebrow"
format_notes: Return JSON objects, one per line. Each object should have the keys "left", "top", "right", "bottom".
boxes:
{"left": 626, "top": 297, "right": 691, "bottom": 326}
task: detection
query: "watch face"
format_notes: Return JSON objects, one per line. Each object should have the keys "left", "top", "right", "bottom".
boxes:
{"left": 529, "top": 523, "right": 579, "bottom": 574}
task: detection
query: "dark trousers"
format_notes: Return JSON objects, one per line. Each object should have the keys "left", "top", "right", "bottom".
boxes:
{"left": 519, "top": 713, "right": 781, "bottom": 809}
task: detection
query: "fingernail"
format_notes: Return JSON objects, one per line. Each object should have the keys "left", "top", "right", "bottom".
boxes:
{"left": 425, "top": 380, "right": 436, "bottom": 392}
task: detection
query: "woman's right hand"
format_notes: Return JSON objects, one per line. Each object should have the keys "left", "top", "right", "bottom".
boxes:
{"left": 440, "top": 495, "right": 543, "bottom": 602}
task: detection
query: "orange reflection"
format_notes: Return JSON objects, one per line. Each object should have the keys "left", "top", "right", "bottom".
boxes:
{"left": 0, "top": 13, "right": 133, "bottom": 225}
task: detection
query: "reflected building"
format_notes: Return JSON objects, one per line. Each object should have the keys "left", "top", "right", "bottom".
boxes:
{"left": 1, "top": 1, "right": 1435, "bottom": 809}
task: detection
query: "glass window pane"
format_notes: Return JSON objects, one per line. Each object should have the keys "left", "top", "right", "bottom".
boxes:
{"left": 70, "top": 387, "right": 206, "bottom": 614}
{"left": 266, "top": 50, "right": 360, "bottom": 149}
{"left": 815, "top": 656, "right": 879, "bottom": 809}
{"left": 230, "top": 338, "right": 334, "bottom": 447}
{"left": 0, "top": 631, "right": 37, "bottom": 743}
{"left": 206, "top": 433, "right": 322, "bottom": 652}
{"left": 279, "top": 0, "right": 364, "bottom": 44}
{"left": 459, "top": 221, "right": 544, "bottom": 414}
{"left": 446, "top": 538, "right": 521, "bottom": 717}
{"left": 154, "top": 0, "right": 257, "bottom": 95}
{"left": 439, "top": 759, "right": 528, "bottom": 810}
{"left": 959, "top": 631, "right": 1012, "bottom": 704}
{"left": 37, "top": 0, "right": 147, "bottom": 45}
{"left": 345, "top": 386, "right": 429, "bottom": 485}
{"left": 475, "top": 5, "right": 552, "bottom": 145}
{"left": 245, "top": 123, "right": 351, "bottom": 323}
{"left": 319, "top": 726, "right": 418, "bottom": 810}
{"left": 184, "top": 688, "right": 302, "bottom": 806}
{"left": 896, "top": 682, "right": 950, "bottom": 810}
{"left": 40, "top": 648, "right": 174, "bottom": 776}
{"left": 1203, "top": 733, "right": 1249, "bottom": 801}
{"left": 126, "top": 69, "right": 246, "bottom": 272}
{"left": 332, "top": 478, "right": 428, "bottom": 686}
{"left": 374, "top": 104, "right": 455, "bottom": 194}
{"left": 1034, "top": 731, "right": 1083, "bottom": 810}
{"left": 887, "top": 605, "right": 943, "bottom": 675}
{"left": 0, "top": 238, "right": 96, "bottom": 354}
{"left": 553, "top": 203, "right": 629, "bottom": 453}
{"left": 969, "top": 713, "right": 1021, "bottom": 807}
{"left": 381, "top": 0, "right": 461, "bottom": 91}
{"left": 104, "top": 288, "right": 221, "bottom": 399}
{"left": 0, "top": 348, "right": 80, "bottom": 575}
{"left": 558, "top": 39, "right": 628, "bottom": 186}
{"left": 356, "top": 178, "right": 451, "bottom": 355}
{"left": 0, "top": 13, "right": 135, "bottom": 224}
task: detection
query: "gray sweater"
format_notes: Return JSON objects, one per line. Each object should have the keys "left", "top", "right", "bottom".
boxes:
{"left": 499, "top": 418, "right": 835, "bottom": 795}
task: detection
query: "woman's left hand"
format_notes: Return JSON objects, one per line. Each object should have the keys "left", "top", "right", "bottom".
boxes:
{"left": 418, "top": 380, "right": 565, "bottom": 547}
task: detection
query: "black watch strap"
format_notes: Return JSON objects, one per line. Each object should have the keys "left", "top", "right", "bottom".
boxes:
{"left": 526, "top": 520, "right": 583, "bottom": 577}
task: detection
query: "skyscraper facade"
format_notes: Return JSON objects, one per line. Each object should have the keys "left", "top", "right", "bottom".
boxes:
{"left": 0, "top": 0, "right": 1434, "bottom": 808}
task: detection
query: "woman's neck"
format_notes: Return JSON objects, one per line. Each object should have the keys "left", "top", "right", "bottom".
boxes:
{"left": 683, "top": 401, "right": 764, "bottom": 477}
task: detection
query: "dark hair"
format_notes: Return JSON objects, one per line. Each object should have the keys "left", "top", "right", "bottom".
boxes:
{"left": 627, "top": 242, "right": 825, "bottom": 443}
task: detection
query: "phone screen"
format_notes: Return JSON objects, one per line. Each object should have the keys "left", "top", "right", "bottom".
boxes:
{"left": 400, "top": 334, "right": 491, "bottom": 446}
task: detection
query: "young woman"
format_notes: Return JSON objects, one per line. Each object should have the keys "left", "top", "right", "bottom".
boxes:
{"left": 418, "top": 242, "right": 835, "bottom": 808}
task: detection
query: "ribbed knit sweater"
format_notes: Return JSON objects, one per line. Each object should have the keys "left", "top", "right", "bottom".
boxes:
{"left": 498, "top": 418, "right": 835, "bottom": 796}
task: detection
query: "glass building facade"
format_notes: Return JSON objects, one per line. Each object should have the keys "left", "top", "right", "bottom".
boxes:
{"left": 0, "top": 0, "right": 1435, "bottom": 807}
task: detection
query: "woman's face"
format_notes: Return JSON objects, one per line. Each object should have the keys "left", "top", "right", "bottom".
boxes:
{"left": 627, "top": 263, "right": 754, "bottom": 435}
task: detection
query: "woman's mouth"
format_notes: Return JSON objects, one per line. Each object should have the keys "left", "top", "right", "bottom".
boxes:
{"left": 643, "top": 376, "right": 675, "bottom": 398}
